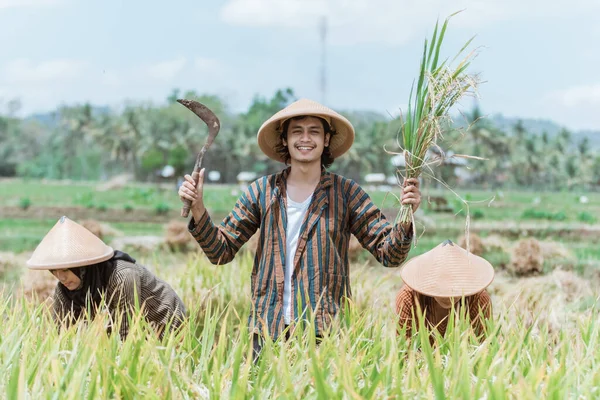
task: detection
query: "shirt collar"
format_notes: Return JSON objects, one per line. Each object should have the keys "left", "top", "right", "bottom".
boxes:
{"left": 275, "top": 166, "right": 333, "bottom": 192}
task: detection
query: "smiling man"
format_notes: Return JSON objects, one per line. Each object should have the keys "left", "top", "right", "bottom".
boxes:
{"left": 178, "top": 98, "right": 421, "bottom": 357}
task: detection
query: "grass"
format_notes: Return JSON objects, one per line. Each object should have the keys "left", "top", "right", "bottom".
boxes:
{"left": 2, "top": 180, "right": 600, "bottom": 269}
{"left": 2, "top": 179, "right": 599, "bottom": 223}
{"left": 1, "top": 175, "right": 599, "bottom": 397}
{"left": 0, "top": 219, "right": 165, "bottom": 253}
{"left": 369, "top": 186, "right": 600, "bottom": 224}
{"left": 1, "top": 252, "right": 599, "bottom": 398}
{"left": 521, "top": 208, "right": 567, "bottom": 221}
{"left": 0, "top": 179, "right": 240, "bottom": 216}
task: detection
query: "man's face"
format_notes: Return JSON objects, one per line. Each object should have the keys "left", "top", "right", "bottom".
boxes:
{"left": 283, "top": 116, "right": 330, "bottom": 165}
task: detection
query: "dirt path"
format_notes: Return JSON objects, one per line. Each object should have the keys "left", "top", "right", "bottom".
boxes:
{"left": 0, "top": 206, "right": 177, "bottom": 223}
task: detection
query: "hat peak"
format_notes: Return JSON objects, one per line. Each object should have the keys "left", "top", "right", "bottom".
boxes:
{"left": 26, "top": 216, "right": 114, "bottom": 270}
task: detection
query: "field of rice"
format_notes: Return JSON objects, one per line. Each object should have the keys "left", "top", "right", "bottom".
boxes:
{"left": 0, "top": 179, "right": 599, "bottom": 399}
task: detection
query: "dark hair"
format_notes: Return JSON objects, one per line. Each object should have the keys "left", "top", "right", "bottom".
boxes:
{"left": 273, "top": 115, "right": 336, "bottom": 168}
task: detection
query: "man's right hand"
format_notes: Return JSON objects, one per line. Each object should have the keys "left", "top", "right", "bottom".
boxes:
{"left": 178, "top": 168, "right": 206, "bottom": 221}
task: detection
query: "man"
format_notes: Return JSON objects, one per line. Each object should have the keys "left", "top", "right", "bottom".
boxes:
{"left": 178, "top": 98, "right": 421, "bottom": 350}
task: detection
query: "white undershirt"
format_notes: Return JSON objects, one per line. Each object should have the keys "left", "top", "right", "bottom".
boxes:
{"left": 284, "top": 193, "right": 313, "bottom": 325}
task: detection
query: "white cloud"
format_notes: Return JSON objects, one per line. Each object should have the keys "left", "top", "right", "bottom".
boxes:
{"left": 193, "top": 57, "right": 231, "bottom": 82}
{"left": 143, "top": 57, "right": 187, "bottom": 81}
{"left": 538, "top": 84, "right": 600, "bottom": 130}
{"left": 0, "top": 0, "right": 66, "bottom": 9}
{"left": 220, "top": 0, "right": 600, "bottom": 45}
{"left": 0, "top": 58, "right": 88, "bottom": 115}
{"left": 194, "top": 57, "right": 222, "bottom": 73}
{"left": 3, "top": 59, "right": 87, "bottom": 83}
{"left": 0, "top": 57, "right": 235, "bottom": 115}
{"left": 99, "top": 69, "right": 121, "bottom": 87}
{"left": 221, "top": 0, "right": 327, "bottom": 27}
{"left": 549, "top": 84, "right": 600, "bottom": 108}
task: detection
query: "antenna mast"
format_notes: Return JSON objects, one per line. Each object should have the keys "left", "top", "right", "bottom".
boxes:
{"left": 319, "top": 16, "right": 327, "bottom": 104}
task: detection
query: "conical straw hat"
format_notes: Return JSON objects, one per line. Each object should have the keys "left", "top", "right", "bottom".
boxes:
{"left": 400, "top": 240, "right": 495, "bottom": 298}
{"left": 27, "top": 216, "right": 114, "bottom": 270}
{"left": 257, "top": 98, "right": 355, "bottom": 163}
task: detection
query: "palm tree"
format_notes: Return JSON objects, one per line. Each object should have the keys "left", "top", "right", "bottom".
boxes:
{"left": 56, "top": 103, "right": 99, "bottom": 179}
{"left": 456, "top": 106, "right": 510, "bottom": 187}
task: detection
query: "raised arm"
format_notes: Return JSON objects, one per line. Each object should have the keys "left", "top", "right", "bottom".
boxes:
{"left": 347, "top": 180, "right": 414, "bottom": 267}
{"left": 183, "top": 174, "right": 261, "bottom": 265}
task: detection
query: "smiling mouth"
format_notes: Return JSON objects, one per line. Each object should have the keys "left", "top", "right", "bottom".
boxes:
{"left": 296, "top": 146, "right": 314, "bottom": 151}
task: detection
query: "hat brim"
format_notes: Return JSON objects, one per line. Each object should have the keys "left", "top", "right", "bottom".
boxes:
{"left": 400, "top": 251, "right": 495, "bottom": 298}
{"left": 257, "top": 103, "right": 355, "bottom": 163}
{"left": 27, "top": 247, "right": 115, "bottom": 270}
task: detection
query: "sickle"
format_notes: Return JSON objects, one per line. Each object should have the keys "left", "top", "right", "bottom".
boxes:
{"left": 177, "top": 99, "right": 221, "bottom": 218}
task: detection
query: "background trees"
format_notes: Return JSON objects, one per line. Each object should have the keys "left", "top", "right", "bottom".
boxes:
{"left": 1, "top": 88, "right": 597, "bottom": 191}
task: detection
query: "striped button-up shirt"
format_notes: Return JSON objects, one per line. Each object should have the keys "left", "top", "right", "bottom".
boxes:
{"left": 53, "top": 260, "right": 186, "bottom": 339}
{"left": 188, "top": 167, "right": 412, "bottom": 339}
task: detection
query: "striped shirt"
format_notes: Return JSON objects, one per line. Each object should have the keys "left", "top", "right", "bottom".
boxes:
{"left": 53, "top": 260, "right": 186, "bottom": 339}
{"left": 189, "top": 167, "right": 413, "bottom": 339}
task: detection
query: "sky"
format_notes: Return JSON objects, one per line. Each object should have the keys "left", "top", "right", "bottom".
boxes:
{"left": 1, "top": 0, "right": 599, "bottom": 131}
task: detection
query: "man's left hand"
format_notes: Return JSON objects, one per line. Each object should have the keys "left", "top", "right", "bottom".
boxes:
{"left": 401, "top": 178, "right": 421, "bottom": 213}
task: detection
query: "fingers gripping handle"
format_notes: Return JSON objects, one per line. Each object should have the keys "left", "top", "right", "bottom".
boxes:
{"left": 181, "top": 169, "right": 200, "bottom": 218}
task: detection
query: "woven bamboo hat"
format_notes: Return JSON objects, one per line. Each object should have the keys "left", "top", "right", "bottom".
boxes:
{"left": 400, "top": 240, "right": 495, "bottom": 298}
{"left": 257, "top": 98, "right": 355, "bottom": 163}
{"left": 26, "top": 216, "right": 114, "bottom": 270}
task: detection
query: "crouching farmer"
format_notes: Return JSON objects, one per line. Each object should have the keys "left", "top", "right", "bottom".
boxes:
{"left": 395, "top": 240, "right": 494, "bottom": 343}
{"left": 26, "top": 216, "right": 186, "bottom": 339}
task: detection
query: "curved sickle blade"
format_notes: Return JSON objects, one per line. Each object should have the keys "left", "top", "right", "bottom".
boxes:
{"left": 177, "top": 99, "right": 221, "bottom": 148}
{"left": 177, "top": 99, "right": 221, "bottom": 218}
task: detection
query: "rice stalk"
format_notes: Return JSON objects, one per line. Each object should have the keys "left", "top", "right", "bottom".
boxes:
{"left": 0, "top": 252, "right": 596, "bottom": 398}
{"left": 396, "top": 12, "right": 481, "bottom": 227}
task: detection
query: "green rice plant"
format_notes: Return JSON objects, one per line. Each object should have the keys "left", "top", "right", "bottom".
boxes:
{"left": 18, "top": 197, "right": 31, "bottom": 210}
{"left": 131, "top": 188, "right": 156, "bottom": 205}
{"left": 453, "top": 200, "right": 485, "bottom": 219}
{"left": 0, "top": 254, "right": 599, "bottom": 398}
{"left": 154, "top": 202, "right": 171, "bottom": 215}
{"left": 74, "top": 192, "right": 94, "bottom": 207}
{"left": 521, "top": 208, "right": 567, "bottom": 221}
{"left": 396, "top": 12, "right": 480, "bottom": 226}
{"left": 577, "top": 211, "right": 597, "bottom": 224}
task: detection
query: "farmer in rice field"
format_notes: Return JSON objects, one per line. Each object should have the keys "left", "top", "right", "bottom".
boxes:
{"left": 26, "top": 216, "right": 186, "bottom": 340}
{"left": 178, "top": 98, "right": 421, "bottom": 357}
{"left": 395, "top": 239, "right": 494, "bottom": 342}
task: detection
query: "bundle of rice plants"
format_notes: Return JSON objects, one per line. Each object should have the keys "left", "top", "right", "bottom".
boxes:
{"left": 508, "top": 238, "right": 544, "bottom": 276}
{"left": 395, "top": 12, "right": 480, "bottom": 229}
{"left": 164, "top": 220, "right": 195, "bottom": 252}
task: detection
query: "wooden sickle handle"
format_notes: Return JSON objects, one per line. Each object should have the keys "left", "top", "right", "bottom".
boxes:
{"left": 180, "top": 169, "right": 200, "bottom": 218}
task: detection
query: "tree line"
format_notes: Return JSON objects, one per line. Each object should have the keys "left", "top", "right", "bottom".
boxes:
{"left": 1, "top": 88, "right": 598, "bottom": 190}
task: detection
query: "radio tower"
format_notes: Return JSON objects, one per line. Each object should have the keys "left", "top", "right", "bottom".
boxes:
{"left": 319, "top": 16, "right": 327, "bottom": 104}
